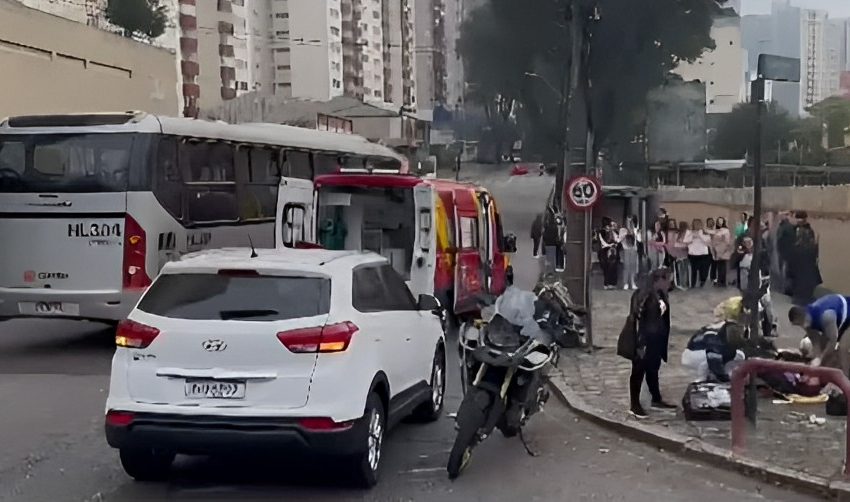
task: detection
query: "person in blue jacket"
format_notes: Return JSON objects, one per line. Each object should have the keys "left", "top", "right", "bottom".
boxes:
{"left": 789, "top": 294, "right": 850, "bottom": 376}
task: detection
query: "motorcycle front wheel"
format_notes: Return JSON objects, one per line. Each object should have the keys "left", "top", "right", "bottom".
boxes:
{"left": 447, "top": 388, "right": 492, "bottom": 479}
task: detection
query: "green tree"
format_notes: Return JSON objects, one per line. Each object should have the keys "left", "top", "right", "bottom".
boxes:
{"left": 458, "top": 0, "right": 726, "bottom": 162}
{"left": 711, "top": 102, "right": 795, "bottom": 159}
{"left": 807, "top": 96, "right": 850, "bottom": 149}
{"left": 106, "top": 0, "right": 168, "bottom": 40}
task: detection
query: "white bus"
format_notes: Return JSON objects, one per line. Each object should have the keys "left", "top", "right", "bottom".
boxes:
{"left": 0, "top": 111, "right": 404, "bottom": 323}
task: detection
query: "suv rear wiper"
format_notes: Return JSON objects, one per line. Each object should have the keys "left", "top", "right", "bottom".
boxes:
{"left": 219, "top": 309, "right": 279, "bottom": 320}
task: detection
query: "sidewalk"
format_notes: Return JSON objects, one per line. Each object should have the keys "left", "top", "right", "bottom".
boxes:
{"left": 550, "top": 285, "right": 850, "bottom": 497}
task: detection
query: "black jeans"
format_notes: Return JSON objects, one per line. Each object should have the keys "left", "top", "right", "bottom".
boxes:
{"left": 630, "top": 352, "right": 663, "bottom": 407}
{"left": 600, "top": 256, "right": 619, "bottom": 286}
{"left": 715, "top": 259, "right": 728, "bottom": 286}
{"left": 689, "top": 254, "right": 711, "bottom": 286}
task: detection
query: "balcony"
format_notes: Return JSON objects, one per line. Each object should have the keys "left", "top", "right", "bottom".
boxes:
{"left": 179, "top": 37, "right": 198, "bottom": 53}
{"left": 221, "top": 87, "right": 237, "bottom": 100}
{"left": 219, "top": 44, "right": 235, "bottom": 57}
{"left": 179, "top": 14, "right": 196, "bottom": 30}
{"left": 180, "top": 60, "right": 199, "bottom": 77}
{"left": 182, "top": 83, "right": 200, "bottom": 98}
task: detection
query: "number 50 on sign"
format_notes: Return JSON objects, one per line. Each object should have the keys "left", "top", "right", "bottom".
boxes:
{"left": 565, "top": 175, "right": 602, "bottom": 212}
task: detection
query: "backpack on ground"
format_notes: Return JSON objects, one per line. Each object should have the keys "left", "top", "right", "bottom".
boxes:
{"left": 682, "top": 382, "right": 732, "bottom": 421}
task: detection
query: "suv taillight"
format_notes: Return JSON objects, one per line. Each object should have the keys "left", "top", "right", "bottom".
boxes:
{"left": 116, "top": 319, "right": 160, "bottom": 348}
{"left": 277, "top": 322, "right": 359, "bottom": 353}
{"left": 123, "top": 214, "right": 151, "bottom": 290}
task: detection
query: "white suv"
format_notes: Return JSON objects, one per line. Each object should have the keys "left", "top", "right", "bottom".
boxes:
{"left": 104, "top": 248, "right": 447, "bottom": 487}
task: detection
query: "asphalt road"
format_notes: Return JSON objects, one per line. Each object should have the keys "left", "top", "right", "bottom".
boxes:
{"left": 0, "top": 170, "right": 817, "bottom": 501}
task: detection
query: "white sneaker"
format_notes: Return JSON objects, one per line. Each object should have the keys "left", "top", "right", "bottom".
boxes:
{"left": 623, "top": 285, "right": 629, "bottom": 290}
{"left": 631, "top": 283, "right": 638, "bottom": 290}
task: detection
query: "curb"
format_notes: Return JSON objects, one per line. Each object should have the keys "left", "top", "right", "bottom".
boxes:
{"left": 546, "top": 371, "right": 847, "bottom": 500}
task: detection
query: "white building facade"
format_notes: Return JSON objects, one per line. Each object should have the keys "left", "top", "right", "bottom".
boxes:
{"left": 675, "top": 13, "right": 747, "bottom": 115}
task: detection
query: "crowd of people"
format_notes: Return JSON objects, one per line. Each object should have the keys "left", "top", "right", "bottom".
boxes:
{"left": 592, "top": 208, "right": 821, "bottom": 304}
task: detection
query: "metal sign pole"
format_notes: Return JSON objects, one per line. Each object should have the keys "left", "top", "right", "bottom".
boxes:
{"left": 584, "top": 206, "right": 594, "bottom": 350}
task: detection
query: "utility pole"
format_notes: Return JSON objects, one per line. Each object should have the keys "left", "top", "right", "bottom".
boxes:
{"left": 561, "top": 0, "right": 595, "bottom": 349}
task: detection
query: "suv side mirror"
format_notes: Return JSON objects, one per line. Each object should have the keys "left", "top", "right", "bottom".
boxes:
{"left": 503, "top": 233, "right": 518, "bottom": 254}
{"left": 417, "top": 294, "right": 441, "bottom": 312}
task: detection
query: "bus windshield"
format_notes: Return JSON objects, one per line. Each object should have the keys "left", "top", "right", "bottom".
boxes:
{"left": 0, "top": 134, "right": 136, "bottom": 193}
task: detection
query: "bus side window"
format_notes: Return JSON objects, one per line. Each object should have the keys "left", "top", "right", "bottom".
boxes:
{"left": 283, "top": 150, "right": 312, "bottom": 179}
{"left": 239, "top": 146, "right": 278, "bottom": 221}
{"left": 181, "top": 140, "right": 238, "bottom": 224}
{"left": 314, "top": 153, "right": 340, "bottom": 176}
{"left": 154, "top": 136, "right": 183, "bottom": 221}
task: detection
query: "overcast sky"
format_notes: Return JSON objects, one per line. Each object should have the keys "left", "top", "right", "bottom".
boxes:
{"left": 741, "top": 0, "right": 850, "bottom": 17}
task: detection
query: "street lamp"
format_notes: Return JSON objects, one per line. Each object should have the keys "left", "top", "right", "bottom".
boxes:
{"left": 524, "top": 72, "right": 565, "bottom": 101}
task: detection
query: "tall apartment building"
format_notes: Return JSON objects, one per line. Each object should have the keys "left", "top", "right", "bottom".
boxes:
{"left": 382, "top": 0, "right": 417, "bottom": 109}
{"left": 675, "top": 11, "right": 747, "bottom": 115}
{"left": 414, "top": 0, "right": 448, "bottom": 121}
{"left": 340, "top": 0, "right": 385, "bottom": 102}
{"left": 266, "top": 0, "right": 344, "bottom": 101}
{"left": 742, "top": 1, "right": 845, "bottom": 116}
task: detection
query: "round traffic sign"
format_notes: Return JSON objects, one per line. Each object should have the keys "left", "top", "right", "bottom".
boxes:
{"left": 565, "top": 175, "right": 602, "bottom": 212}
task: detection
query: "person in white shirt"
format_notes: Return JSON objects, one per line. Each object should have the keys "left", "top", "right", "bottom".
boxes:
{"left": 684, "top": 218, "right": 712, "bottom": 287}
{"left": 619, "top": 216, "right": 642, "bottom": 290}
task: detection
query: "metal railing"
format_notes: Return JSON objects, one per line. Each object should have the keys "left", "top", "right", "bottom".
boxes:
{"left": 730, "top": 359, "right": 850, "bottom": 476}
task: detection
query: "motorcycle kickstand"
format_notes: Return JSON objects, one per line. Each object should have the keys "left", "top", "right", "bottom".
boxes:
{"left": 518, "top": 427, "right": 538, "bottom": 457}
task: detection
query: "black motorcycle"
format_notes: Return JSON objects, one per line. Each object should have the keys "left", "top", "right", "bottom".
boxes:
{"left": 448, "top": 284, "right": 583, "bottom": 479}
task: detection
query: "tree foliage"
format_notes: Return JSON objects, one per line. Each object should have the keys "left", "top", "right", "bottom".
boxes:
{"left": 458, "top": 0, "right": 725, "bottom": 161}
{"left": 711, "top": 102, "right": 795, "bottom": 159}
{"left": 106, "top": 0, "right": 168, "bottom": 40}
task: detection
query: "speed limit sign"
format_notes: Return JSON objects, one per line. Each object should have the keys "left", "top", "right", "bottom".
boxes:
{"left": 565, "top": 175, "right": 602, "bottom": 212}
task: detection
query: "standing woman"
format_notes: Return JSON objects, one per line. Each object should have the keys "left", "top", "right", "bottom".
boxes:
{"left": 597, "top": 219, "right": 620, "bottom": 290}
{"left": 647, "top": 219, "right": 667, "bottom": 271}
{"left": 670, "top": 221, "right": 691, "bottom": 289}
{"left": 628, "top": 268, "right": 676, "bottom": 418}
{"left": 620, "top": 217, "right": 640, "bottom": 290}
{"left": 712, "top": 217, "right": 733, "bottom": 286}
{"left": 684, "top": 219, "right": 712, "bottom": 287}
{"left": 705, "top": 217, "right": 718, "bottom": 283}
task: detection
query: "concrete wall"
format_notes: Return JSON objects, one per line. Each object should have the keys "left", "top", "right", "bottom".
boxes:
{"left": 0, "top": 0, "right": 179, "bottom": 117}
{"left": 659, "top": 185, "right": 850, "bottom": 292}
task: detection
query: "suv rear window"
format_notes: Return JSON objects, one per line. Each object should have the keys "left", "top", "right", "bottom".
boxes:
{"left": 137, "top": 274, "right": 330, "bottom": 321}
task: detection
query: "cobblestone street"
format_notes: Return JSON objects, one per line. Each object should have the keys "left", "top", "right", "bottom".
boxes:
{"left": 553, "top": 283, "right": 849, "bottom": 482}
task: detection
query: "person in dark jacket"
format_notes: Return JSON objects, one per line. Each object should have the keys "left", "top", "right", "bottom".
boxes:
{"left": 628, "top": 268, "right": 676, "bottom": 418}
{"left": 788, "top": 211, "right": 822, "bottom": 306}
{"left": 542, "top": 206, "right": 561, "bottom": 273}
{"left": 776, "top": 211, "right": 795, "bottom": 295}
{"left": 531, "top": 213, "right": 544, "bottom": 258}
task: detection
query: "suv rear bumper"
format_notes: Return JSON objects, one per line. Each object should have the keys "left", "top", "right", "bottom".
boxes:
{"left": 105, "top": 412, "right": 368, "bottom": 456}
{"left": 0, "top": 289, "right": 140, "bottom": 322}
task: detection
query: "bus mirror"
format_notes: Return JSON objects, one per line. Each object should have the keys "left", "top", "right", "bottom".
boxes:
{"left": 503, "top": 234, "right": 518, "bottom": 253}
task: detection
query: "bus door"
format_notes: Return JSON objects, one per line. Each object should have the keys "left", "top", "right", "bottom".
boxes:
{"left": 453, "top": 188, "right": 484, "bottom": 314}
{"left": 410, "top": 184, "right": 436, "bottom": 299}
{"left": 275, "top": 177, "right": 315, "bottom": 249}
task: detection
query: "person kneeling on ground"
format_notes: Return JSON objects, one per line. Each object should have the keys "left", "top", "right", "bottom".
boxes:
{"left": 789, "top": 293, "right": 850, "bottom": 377}
{"left": 681, "top": 321, "right": 746, "bottom": 383}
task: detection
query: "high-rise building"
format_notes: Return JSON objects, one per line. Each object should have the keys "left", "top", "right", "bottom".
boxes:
{"left": 414, "top": 0, "right": 448, "bottom": 121}
{"left": 741, "top": 1, "right": 802, "bottom": 116}
{"left": 675, "top": 11, "right": 747, "bottom": 115}
{"left": 382, "top": 0, "right": 416, "bottom": 110}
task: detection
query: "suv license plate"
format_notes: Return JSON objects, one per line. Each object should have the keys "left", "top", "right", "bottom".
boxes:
{"left": 184, "top": 380, "right": 246, "bottom": 399}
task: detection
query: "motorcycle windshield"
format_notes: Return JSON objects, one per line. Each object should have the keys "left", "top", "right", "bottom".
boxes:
{"left": 494, "top": 286, "right": 551, "bottom": 343}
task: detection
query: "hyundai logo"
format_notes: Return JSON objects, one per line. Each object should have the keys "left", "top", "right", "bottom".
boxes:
{"left": 201, "top": 339, "right": 227, "bottom": 352}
